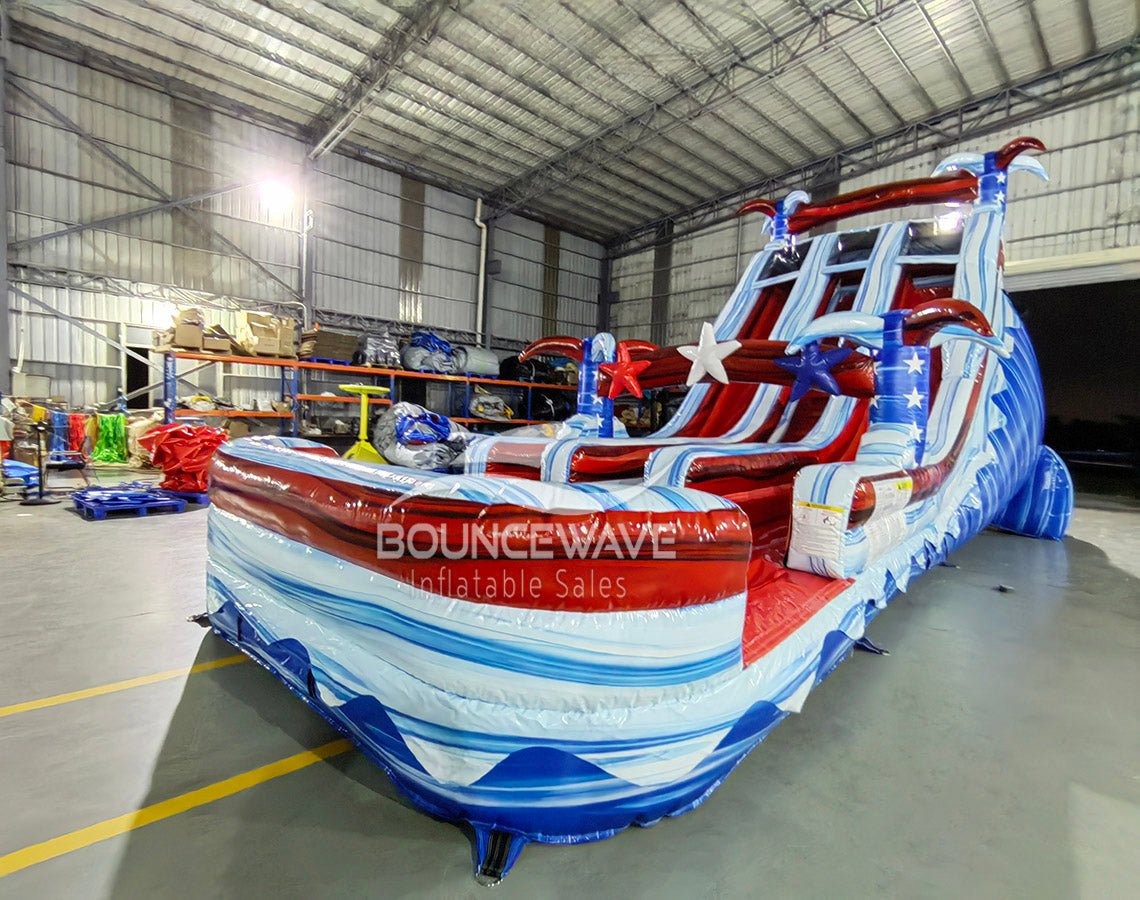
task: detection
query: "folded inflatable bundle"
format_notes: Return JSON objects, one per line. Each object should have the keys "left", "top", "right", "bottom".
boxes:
{"left": 206, "top": 138, "right": 1073, "bottom": 884}
{"left": 371, "top": 402, "right": 476, "bottom": 471}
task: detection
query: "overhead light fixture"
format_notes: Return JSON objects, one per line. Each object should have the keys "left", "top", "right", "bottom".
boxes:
{"left": 259, "top": 179, "right": 294, "bottom": 210}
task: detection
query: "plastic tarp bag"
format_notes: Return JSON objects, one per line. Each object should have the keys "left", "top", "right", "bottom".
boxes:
{"left": 499, "top": 356, "right": 556, "bottom": 383}
{"left": 469, "top": 389, "right": 512, "bottom": 420}
{"left": 400, "top": 331, "right": 456, "bottom": 373}
{"left": 453, "top": 345, "right": 500, "bottom": 376}
{"left": 138, "top": 423, "right": 228, "bottom": 492}
{"left": 357, "top": 329, "right": 402, "bottom": 368}
{"left": 372, "top": 402, "right": 475, "bottom": 471}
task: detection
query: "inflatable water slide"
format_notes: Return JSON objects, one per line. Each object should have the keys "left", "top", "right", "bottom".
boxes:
{"left": 204, "top": 138, "right": 1073, "bottom": 883}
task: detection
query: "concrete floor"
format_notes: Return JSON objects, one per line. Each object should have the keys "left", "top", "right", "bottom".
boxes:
{"left": 0, "top": 479, "right": 1137, "bottom": 899}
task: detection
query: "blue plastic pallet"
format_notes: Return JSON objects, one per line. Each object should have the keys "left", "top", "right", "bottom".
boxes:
{"left": 71, "top": 486, "right": 187, "bottom": 520}
{"left": 158, "top": 488, "right": 210, "bottom": 505}
{"left": 303, "top": 356, "right": 352, "bottom": 366}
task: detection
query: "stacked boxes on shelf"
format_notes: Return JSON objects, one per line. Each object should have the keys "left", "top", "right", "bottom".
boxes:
{"left": 237, "top": 312, "right": 298, "bottom": 358}
{"left": 299, "top": 328, "right": 360, "bottom": 362}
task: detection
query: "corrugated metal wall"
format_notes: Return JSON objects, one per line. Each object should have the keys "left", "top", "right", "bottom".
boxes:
{"left": 611, "top": 214, "right": 767, "bottom": 345}
{"left": 833, "top": 93, "right": 1139, "bottom": 264}
{"left": 5, "top": 44, "right": 603, "bottom": 406}
{"left": 612, "top": 92, "right": 1138, "bottom": 340}
{"left": 489, "top": 214, "right": 601, "bottom": 344}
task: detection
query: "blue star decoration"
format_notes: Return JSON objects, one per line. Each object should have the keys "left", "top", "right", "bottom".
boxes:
{"left": 773, "top": 342, "right": 853, "bottom": 402}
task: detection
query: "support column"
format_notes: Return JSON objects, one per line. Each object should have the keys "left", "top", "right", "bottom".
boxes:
{"left": 0, "top": 22, "right": 10, "bottom": 395}
{"left": 480, "top": 223, "right": 497, "bottom": 349}
{"left": 596, "top": 253, "right": 614, "bottom": 333}
{"left": 299, "top": 159, "right": 315, "bottom": 325}
{"left": 541, "top": 224, "right": 560, "bottom": 335}
{"left": 650, "top": 221, "right": 673, "bottom": 347}
{"left": 398, "top": 175, "right": 425, "bottom": 324}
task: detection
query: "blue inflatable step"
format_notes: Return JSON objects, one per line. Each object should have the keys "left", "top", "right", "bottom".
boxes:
{"left": 71, "top": 485, "right": 187, "bottom": 520}
{"left": 3, "top": 458, "right": 40, "bottom": 489}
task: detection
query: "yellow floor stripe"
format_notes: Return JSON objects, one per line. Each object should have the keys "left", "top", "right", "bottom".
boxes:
{"left": 0, "top": 654, "right": 250, "bottom": 719}
{"left": 0, "top": 738, "right": 354, "bottom": 877}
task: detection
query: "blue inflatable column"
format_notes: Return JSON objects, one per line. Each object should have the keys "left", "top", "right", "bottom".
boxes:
{"left": 576, "top": 333, "right": 616, "bottom": 438}
{"left": 870, "top": 310, "right": 930, "bottom": 467}
{"left": 992, "top": 445, "right": 1074, "bottom": 540}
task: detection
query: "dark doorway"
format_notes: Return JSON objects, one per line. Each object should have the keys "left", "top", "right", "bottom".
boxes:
{"left": 125, "top": 347, "right": 151, "bottom": 410}
{"left": 1011, "top": 279, "right": 1138, "bottom": 494}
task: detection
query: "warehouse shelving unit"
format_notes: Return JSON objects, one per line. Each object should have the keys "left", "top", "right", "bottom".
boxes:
{"left": 161, "top": 350, "right": 575, "bottom": 436}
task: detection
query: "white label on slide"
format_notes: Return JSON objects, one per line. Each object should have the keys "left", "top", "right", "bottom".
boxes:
{"left": 871, "top": 476, "right": 913, "bottom": 520}
{"left": 791, "top": 501, "right": 846, "bottom": 561}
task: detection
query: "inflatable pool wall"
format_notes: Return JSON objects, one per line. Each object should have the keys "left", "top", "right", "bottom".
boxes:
{"left": 206, "top": 138, "right": 1073, "bottom": 883}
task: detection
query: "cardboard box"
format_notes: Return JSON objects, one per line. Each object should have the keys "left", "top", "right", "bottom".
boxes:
{"left": 173, "top": 308, "right": 205, "bottom": 349}
{"left": 237, "top": 312, "right": 297, "bottom": 357}
{"left": 299, "top": 328, "right": 359, "bottom": 361}
{"left": 154, "top": 308, "right": 209, "bottom": 350}
{"left": 201, "top": 325, "right": 234, "bottom": 353}
{"left": 277, "top": 317, "right": 297, "bottom": 356}
{"left": 173, "top": 324, "right": 203, "bottom": 349}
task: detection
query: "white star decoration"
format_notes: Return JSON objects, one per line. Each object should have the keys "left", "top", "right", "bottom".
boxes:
{"left": 678, "top": 322, "right": 740, "bottom": 386}
{"left": 907, "top": 422, "right": 924, "bottom": 441}
{"left": 869, "top": 395, "right": 879, "bottom": 408}
{"left": 904, "top": 386, "right": 924, "bottom": 409}
{"left": 996, "top": 172, "right": 1007, "bottom": 184}
{"left": 904, "top": 352, "right": 925, "bottom": 375}
{"left": 994, "top": 190, "right": 1006, "bottom": 203}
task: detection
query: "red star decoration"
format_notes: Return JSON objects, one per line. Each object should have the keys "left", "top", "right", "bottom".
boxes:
{"left": 599, "top": 343, "right": 652, "bottom": 399}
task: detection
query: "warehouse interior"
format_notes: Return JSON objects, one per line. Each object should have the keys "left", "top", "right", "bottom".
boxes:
{"left": 1, "top": 0, "right": 1137, "bottom": 896}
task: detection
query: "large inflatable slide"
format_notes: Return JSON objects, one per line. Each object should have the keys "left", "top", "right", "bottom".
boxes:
{"left": 205, "top": 138, "right": 1073, "bottom": 883}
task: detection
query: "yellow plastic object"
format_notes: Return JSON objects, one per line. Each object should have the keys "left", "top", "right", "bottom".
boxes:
{"left": 339, "top": 383, "right": 390, "bottom": 463}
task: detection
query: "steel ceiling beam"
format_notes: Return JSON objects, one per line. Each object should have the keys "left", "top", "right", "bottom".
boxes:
{"left": 482, "top": 0, "right": 921, "bottom": 221}
{"left": 607, "top": 40, "right": 1138, "bottom": 257}
{"left": 858, "top": 1, "right": 939, "bottom": 114}
{"left": 832, "top": 42, "right": 906, "bottom": 127}
{"left": 308, "top": 0, "right": 457, "bottom": 160}
{"left": 10, "top": 14, "right": 319, "bottom": 128}
{"left": 783, "top": 0, "right": 875, "bottom": 140}
{"left": 5, "top": 22, "right": 579, "bottom": 235}
{"left": 462, "top": 3, "right": 728, "bottom": 198}
{"left": 964, "top": 0, "right": 1012, "bottom": 85}
{"left": 123, "top": 0, "right": 353, "bottom": 91}
{"left": 561, "top": 1, "right": 759, "bottom": 181}
{"left": 8, "top": 182, "right": 251, "bottom": 252}
{"left": 25, "top": 0, "right": 324, "bottom": 116}
{"left": 611, "top": 0, "right": 795, "bottom": 172}
{"left": 1076, "top": 0, "right": 1098, "bottom": 57}
{"left": 341, "top": 93, "right": 668, "bottom": 224}
{"left": 914, "top": 0, "right": 973, "bottom": 98}
{"left": 288, "top": 0, "right": 731, "bottom": 203}
{"left": 668, "top": 1, "right": 811, "bottom": 164}
{"left": 271, "top": 0, "right": 727, "bottom": 219}
{"left": 7, "top": 78, "right": 303, "bottom": 302}
{"left": 1024, "top": 1, "right": 1054, "bottom": 69}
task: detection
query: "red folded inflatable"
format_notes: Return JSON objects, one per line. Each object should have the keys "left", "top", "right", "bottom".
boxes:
{"left": 138, "top": 423, "right": 228, "bottom": 492}
{"left": 68, "top": 413, "right": 89, "bottom": 458}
